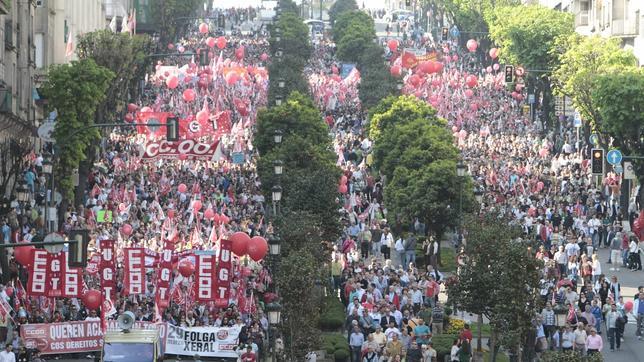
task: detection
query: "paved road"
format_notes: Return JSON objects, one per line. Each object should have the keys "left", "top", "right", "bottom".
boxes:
{"left": 594, "top": 246, "right": 644, "bottom": 361}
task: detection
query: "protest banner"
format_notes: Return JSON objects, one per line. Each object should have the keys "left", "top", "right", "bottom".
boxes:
{"left": 164, "top": 324, "right": 241, "bottom": 358}
{"left": 140, "top": 139, "right": 222, "bottom": 161}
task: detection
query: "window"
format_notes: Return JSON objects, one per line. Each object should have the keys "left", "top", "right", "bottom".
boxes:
{"left": 578, "top": 0, "right": 589, "bottom": 26}
{"left": 35, "top": 33, "right": 44, "bottom": 68}
{"left": 64, "top": 20, "right": 68, "bottom": 43}
{"left": 612, "top": 0, "right": 624, "bottom": 21}
{"left": 4, "top": 20, "right": 12, "bottom": 49}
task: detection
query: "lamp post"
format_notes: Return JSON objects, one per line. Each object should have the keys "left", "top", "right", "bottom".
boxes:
{"left": 275, "top": 95, "right": 283, "bottom": 106}
{"left": 273, "top": 160, "right": 283, "bottom": 176}
{"left": 274, "top": 129, "right": 283, "bottom": 144}
{"left": 42, "top": 159, "right": 53, "bottom": 234}
{"left": 16, "top": 184, "right": 29, "bottom": 203}
{"left": 456, "top": 160, "right": 466, "bottom": 241}
{"left": 272, "top": 185, "right": 282, "bottom": 216}
{"left": 266, "top": 301, "right": 282, "bottom": 362}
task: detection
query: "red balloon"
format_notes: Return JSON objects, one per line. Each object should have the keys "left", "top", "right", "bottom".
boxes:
{"left": 127, "top": 103, "right": 138, "bottom": 112}
{"left": 216, "top": 36, "right": 227, "bottom": 50}
{"left": 390, "top": 65, "right": 402, "bottom": 77}
{"left": 464, "top": 89, "right": 474, "bottom": 98}
{"left": 465, "top": 75, "right": 478, "bottom": 88}
{"left": 387, "top": 39, "right": 399, "bottom": 52}
{"left": 260, "top": 53, "right": 268, "bottom": 61}
{"left": 625, "top": 301, "right": 634, "bottom": 312}
{"left": 247, "top": 236, "right": 268, "bottom": 261}
{"left": 121, "top": 224, "right": 133, "bottom": 236}
{"left": 225, "top": 72, "right": 239, "bottom": 85}
{"left": 13, "top": 245, "right": 34, "bottom": 266}
{"left": 230, "top": 232, "right": 251, "bottom": 256}
{"left": 167, "top": 43, "right": 175, "bottom": 50}
{"left": 213, "top": 213, "right": 222, "bottom": 224}
{"left": 206, "top": 37, "right": 216, "bottom": 48}
{"left": 196, "top": 109, "right": 209, "bottom": 123}
{"left": 178, "top": 183, "right": 188, "bottom": 193}
{"left": 235, "top": 46, "right": 245, "bottom": 61}
{"left": 338, "top": 184, "right": 348, "bottom": 194}
{"left": 82, "top": 290, "right": 102, "bottom": 310}
{"left": 221, "top": 214, "right": 230, "bottom": 224}
{"left": 193, "top": 200, "right": 202, "bottom": 212}
{"left": 340, "top": 175, "right": 348, "bottom": 184}
{"left": 204, "top": 208, "right": 215, "bottom": 220}
{"left": 124, "top": 113, "right": 134, "bottom": 123}
{"left": 199, "top": 23, "right": 209, "bottom": 34}
{"left": 178, "top": 258, "right": 195, "bottom": 277}
{"left": 409, "top": 74, "right": 421, "bottom": 86}
{"left": 166, "top": 76, "right": 179, "bottom": 89}
{"left": 182, "top": 88, "right": 196, "bottom": 102}
{"left": 470, "top": 103, "right": 479, "bottom": 111}
{"left": 489, "top": 48, "right": 499, "bottom": 59}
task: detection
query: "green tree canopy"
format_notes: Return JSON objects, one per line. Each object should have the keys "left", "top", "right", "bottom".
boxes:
{"left": 552, "top": 34, "right": 637, "bottom": 130}
{"left": 150, "top": 0, "right": 203, "bottom": 45}
{"left": 488, "top": 5, "right": 574, "bottom": 71}
{"left": 333, "top": 10, "right": 374, "bottom": 44}
{"left": 336, "top": 21, "right": 376, "bottom": 64}
{"left": 385, "top": 160, "right": 474, "bottom": 238}
{"left": 369, "top": 95, "right": 439, "bottom": 142}
{"left": 591, "top": 67, "right": 644, "bottom": 200}
{"left": 373, "top": 118, "right": 455, "bottom": 181}
{"left": 43, "top": 59, "right": 114, "bottom": 198}
{"left": 328, "top": 0, "right": 358, "bottom": 25}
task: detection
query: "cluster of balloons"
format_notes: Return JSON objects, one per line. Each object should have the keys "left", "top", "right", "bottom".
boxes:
{"left": 206, "top": 36, "right": 227, "bottom": 49}
{"left": 230, "top": 232, "right": 268, "bottom": 261}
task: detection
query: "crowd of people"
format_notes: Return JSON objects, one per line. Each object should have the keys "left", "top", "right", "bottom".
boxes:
{"left": 0, "top": 4, "right": 642, "bottom": 362}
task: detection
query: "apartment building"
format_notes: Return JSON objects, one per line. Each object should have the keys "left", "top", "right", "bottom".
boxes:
{"left": 525, "top": 0, "right": 644, "bottom": 65}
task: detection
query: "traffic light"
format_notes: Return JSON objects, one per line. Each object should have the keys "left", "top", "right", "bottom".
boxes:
{"left": 591, "top": 148, "right": 604, "bottom": 175}
{"left": 68, "top": 229, "right": 89, "bottom": 268}
{"left": 199, "top": 48, "right": 208, "bottom": 66}
{"left": 441, "top": 27, "right": 448, "bottom": 41}
{"left": 166, "top": 117, "right": 179, "bottom": 142}
{"left": 505, "top": 65, "right": 514, "bottom": 83}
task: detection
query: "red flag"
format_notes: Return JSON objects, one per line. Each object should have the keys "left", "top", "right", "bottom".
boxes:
{"left": 194, "top": 253, "right": 217, "bottom": 302}
{"left": 123, "top": 248, "right": 145, "bottom": 295}
{"left": 27, "top": 250, "right": 48, "bottom": 297}
{"left": 99, "top": 240, "right": 117, "bottom": 300}
{"left": 136, "top": 112, "right": 170, "bottom": 138}
{"left": 46, "top": 252, "right": 66, "bottom": 298}
{"left": 214, "top": 239, "right": 232, "bottom": 307}
{"left": 155, "top": 239, "right": 174, "bottom": 310}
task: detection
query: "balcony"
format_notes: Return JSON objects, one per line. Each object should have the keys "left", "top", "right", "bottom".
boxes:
{"left": 611, "top": 19, "right": 638, "bottom": 37}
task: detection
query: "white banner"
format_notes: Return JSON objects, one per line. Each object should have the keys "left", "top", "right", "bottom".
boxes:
{"left": 164, "top": 324, "right": 241, "bottom": 358}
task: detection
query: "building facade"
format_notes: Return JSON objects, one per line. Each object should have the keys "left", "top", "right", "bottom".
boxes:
{"left": 525, "top": 0, "right": 644, "bottom": 65}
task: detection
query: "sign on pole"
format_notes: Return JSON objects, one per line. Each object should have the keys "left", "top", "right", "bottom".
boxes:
{"left": 606, "top": 149, "right": 622, "bottom": 165}
{"left": 573, "top": 111, "right": 582, "bottom": 127}
{"left": 624, "top": 161, "right": 636, "bottom": 180}
{"left": 589, "top": 133, "right": 599, "bottom": 146}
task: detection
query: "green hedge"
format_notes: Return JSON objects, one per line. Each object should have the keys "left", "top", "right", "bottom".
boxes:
{"left": 432, "top": 333, "right": 459, "bottom": 361}
{"left": 540, "top": 350, "right": 603, "bottom": 362}
{"left": 320, "top": 296, "right": 347, "bottom": 331}
{"left": 322, "top": 332, "right": 350, "bottom": 362}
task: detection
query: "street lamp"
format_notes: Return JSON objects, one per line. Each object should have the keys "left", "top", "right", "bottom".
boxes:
{"left": 266, "top": 302, "right": 282, "bottom": 325}
{"left": 275, "top": 48, "right": 283, "bottom": 58}
{"left": 269, "top": 236, "right": 281, "bottom": 256}
{"left": 273, "top": 160, "right": 283, "bottom": 175}
{"left": 277, "top": 78, "right": 285, "bottom": 88}
{"left": 42, "top": 160, "right": 53, "bottom": 175}
{"left": 456, "top": 160, "right": 466, "bottom": 177}
{"left": 274, "top": 129, "right": 283, "bottom": 144}
{"left": 275, "top": 95, "right": 283, "bottom": 106}
{"left": 474, "top": 189, "right": 483, "bottom": 204}
{"left": 271, "top": 185, "right": 283, "bottom": 203}
{"left": 16, "top": 184, "right": 29, "bottom": 203}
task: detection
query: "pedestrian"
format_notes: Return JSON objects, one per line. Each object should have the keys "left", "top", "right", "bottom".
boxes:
{"left": 585, "top": 328, "right": 602, "bottom": 355}
{"left": 350, "top": 325, "right": 365, "bottom": 362}
{"left": 431, "top": 302, "right": 444, "bottom": 335}
{"left": 0, "top": 344, "right": 14, "bottom": 362}
{"left": 606, "top": 303, "right": 622, "bottom": 351}
{"left": 634, "top": 292, "right": 644, "bottom": 340}
{"left": 573, "top": 323, "right": 587, "bottom": 356}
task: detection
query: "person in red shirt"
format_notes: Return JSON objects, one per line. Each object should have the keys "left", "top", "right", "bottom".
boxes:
{"left": 460, "top": 323, "right": 473, "bottom": 343}
{"left": 241, "top": 345, "right": 256, "bottom": 362}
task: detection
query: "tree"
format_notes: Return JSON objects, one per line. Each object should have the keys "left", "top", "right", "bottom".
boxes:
{"left": 0, "top": 139, "right": 30, "bottom": 199}
{"left": 446, "top": 213, "right": 542, "bottom": 360}
{"left": 488, "top": 5, "right": 573, "bottom": 130}
{"left": 385, "top": 160, "right": 474, "bottom": 240}
{"left": 369, "top": 95, "right": 437, "bottom": 142}
{"left": 336, "top": 21, "right": 376, "bottom": 64}
{"left": 149, "top": 0, "right": 204, "bottom": 46}
{"left": 333, "top": 10, "right": 374, "bottom": 44}
{"left": 279, "top": 0, "right": 299, "bottom": 14}
{"left": 328, "top": 0, "right": 358, "bottom": 26}
{"left": 591, "top": 68, "right": 644, "bottom": 204}
{"left": 552, "top": 34, "right": 637, "bottom": 133}
{"left": 373, "top": 118, "right": 455, "bottom": 181}
{"left": 256, "top": 92, "right": 330, "bottom": 156}
{"left": 42, "top": 59, "right": 114, "bottom": 200}
{"left": 75, "top": 30, "right": 154, "bottom": 205}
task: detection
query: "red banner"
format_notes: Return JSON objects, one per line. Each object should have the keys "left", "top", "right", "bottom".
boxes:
{"left": 401, "top": 49, "right": 438, "bottom": 69}
{"left": 123, "top": 248, "right": 145, "bottom": 295}
{"left": 99, "top": 240, "right": 116, "bottom": 301}
{"left": 194, "top": 253, "right": 217, "bottom": 302}
{"left": 46, "top": 252, "right": 65, "bottom": 298}
{"left": 63, "top": 253, "right": 83, "bottom": 298}
{"left": 136, "top": 112, "right": 170, "bottom": 138}
{"left": 140, "top": 139, "right": 222, "bottom": 161}
{"left": 86, "top": 253, "right": 100, "bottom": 275}
{"left": 21, "top": 320, "right": 104, "bottom": 354}
{"left": 214, "top": 240, "right": 232, "bottom": 307}
{"left": 27, "top": 250, "right": 48, "bottom": 297}
{"left": 156, "top": 240, "right": 174, "bottom": 309}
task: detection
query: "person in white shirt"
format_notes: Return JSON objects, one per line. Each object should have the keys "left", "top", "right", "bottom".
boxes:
{"left": 565, "top": 239, "right": 580, "bottom": 259}
{"left": 0, "top": 344, "right": 15, "bottom": 362}
{"left": 85, "top": 309, "right": 101, "bottom": 321}
{"left": 384, "top": 321, "right": 402, "bottom": 340}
